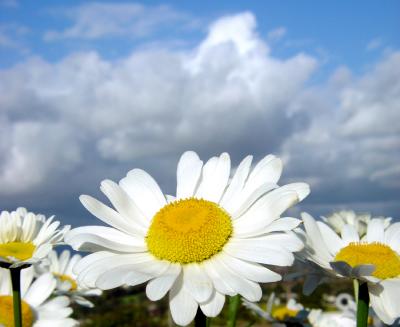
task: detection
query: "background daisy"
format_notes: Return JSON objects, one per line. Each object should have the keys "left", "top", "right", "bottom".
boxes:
{"left": 299, "top": 212, "right": 400, "bottom": 324}
{"left": 36, "top": 249, "right": 102, "bottom": 307}
{"left": 0, "top": 266, "right": 78, "bottom": 327}
{"left": 0, "top": 207, "right": 70, "bottom": 268}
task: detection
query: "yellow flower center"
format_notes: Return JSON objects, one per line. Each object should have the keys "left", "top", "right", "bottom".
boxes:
{"left": 0, "top": 242, "right": 35, "bottom": 262}
{"left": 0, "top": 296, "right": 34, "bottom": 327}
{"left": 146, "top": 198, "right": 233, "bottom": 264}
{"left": 334, "top": 242, "right": 400, "bottom": 279}
{"left": 271, "top": 306, "right": 298, "bottom": 320}
{"left": 55, "top": 273, "right": 78, "bottom": 291}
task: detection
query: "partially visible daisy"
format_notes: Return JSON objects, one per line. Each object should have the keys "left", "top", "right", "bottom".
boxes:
{"left": 300, "top": 212, "right": 400, "bottom": 324}
{"left": 36, "top": 250, "right": 102, "bottom": 307}
{"left": 0, "top": 207, "right": 70, "bottom": 268}
{"left": 322, "top": 210, "right": 392, "bottom": 237}
{"left": 243, "top": 292, "right": 306, "bottom": 323}
{"left": 66, "top": 151, "right": 309, "bottom": 325}
{"left": 308, "top": 309, "right": 357, "bottom": 327}
{"left": 0, "top": 267, "right": 78, "bottom": 326}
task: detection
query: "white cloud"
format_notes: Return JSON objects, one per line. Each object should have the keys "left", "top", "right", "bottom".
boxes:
{"left": 0, "top": 11, "right": 399, "bottom": 219}
{"left": 44, "top": 2, "right": 189, "bottom": 41}
{"left": 0, "top": 12, "right": 317, "bottom": 197}
{"left": 282, "top": 52, "right": 400, "bottom": 191}
{"left": 267, "top": 27, "right": 286, "bottom": 42}
{"left": 366, "top": 38, "right": 382, "bottom": 51}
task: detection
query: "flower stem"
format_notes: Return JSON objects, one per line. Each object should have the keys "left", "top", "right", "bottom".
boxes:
{"left": 356, "top": 282, "right": 369, "bottom": 327}
{"left": 227, "top": 295, "right": 240, "bottom": 327}
{"left": 10, "top": 267, "right": 23, "bottom": 327}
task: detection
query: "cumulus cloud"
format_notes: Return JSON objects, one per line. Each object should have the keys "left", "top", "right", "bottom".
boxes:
{"left": 44, "top": 2, "right": 190, "bottom": 41}
{"left": 282, "top": 52, "right": 400, "bottom": 204}
{"left": 0, "top": 11, "right": 399, "bottom": 222}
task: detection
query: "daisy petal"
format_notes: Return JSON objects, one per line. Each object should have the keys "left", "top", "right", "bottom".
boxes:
{"left": 146, "top": 264, "right": 181, "bottom": 301}
{"left": 176, "top": 151, "right": 203, "bottom": 199}
{"left": 119, "top": 168, "right": 166, "bottom": 220}
{"left": 184, "top": 264, "right": 213, "bottom": 302}
{"left": 219, "top": 254, "right": 282, "bottom": 283}
{"left": 366, "top": 218, "right": 385, "bottom": 243}
{"left": 195, "top": 153, "right": 231, "bottom": 203}
{"left": 200, "top": 290, "right": 225, "bottom": 317}
{"left": 169, "top": 274, "right": 198, "bottom": 326}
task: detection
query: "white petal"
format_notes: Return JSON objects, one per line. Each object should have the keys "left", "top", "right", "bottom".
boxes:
{"left": 366, "top": 219, "right": 385, "bottom": 243}
{"left": 316, "top": 221, "right": 345, "bottom": 255}
{"left": 65, "top": 226, "right": 146, "bottom": 252}
{"left": 202, "top": 260, "right": 235, "bottom": 296}
{"left": 245, "top": 155, "right": 282, "bottom": 191}
{"left": 169, "top": 274, "right": 198, "bottom": 326}
{"left": 96, "top": 266, "right": 152, "bottom": 289}
{"left": 302, "top": 212, "right": 333, "bottom": 263}
{"left": 207, "top": 256, "right": 262, "bottom": 301}
{"left": 224, "top": 239, "right": 295, "bottom": 266}
{"left": 200, "top": 290, "right": 225, "bottom": 317}
{"left": 24, "top": 273, "right": 56, "bottom": 307}
{"left": 100, "top": 179, "right": 149, "bottom": 233}
{"left": 79, "top": 195, "right": 141, "bottom": 235}
{"left": 119, "top": 168, "right": 166, "bottom": 220}
{"left": 263, "top": 217, "right": 302, "bottom": 234}
{"left": 220, "top": 155, "right": 252, "bottom": 211}
{"left": 176, "top": 151, "right": 203, "bottom": 199}
{"left": 195, "top": 153, "right": 231, "bottom": 203}
{"left": 183, "top": 264, "right": 213, "bottom": 302}
{"left": 233, "top": 189, "right": 300, "bottom": 237}
{"left": 341, "top": 224, "right": 360, "bottom": 244}
{"left": 146, "top": 264, "right": 181, "bottom": 301}
{"left": 369, "top": 280, "right": 400, "bottom": 325}
{"left": 219, "top": 253, "right": 282, "bottom": 283}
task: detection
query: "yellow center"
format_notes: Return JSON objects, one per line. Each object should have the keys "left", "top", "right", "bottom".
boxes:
{"left": 146, "top": 198, "right": 233, "bottom": 264}
{"left": 0, "top": 242, "right": 35, "bottom": 262}
{"left": 271, "top": 306, "right": 299, "bottom": 320}
{"left": 55, "top": 273, "right": 78, "bottom": 291}
{"left": 0, "top": 296, "right": 34, "bottom": 327}
{"left": 334, "top": 242, "right": 400, "bottom": 279}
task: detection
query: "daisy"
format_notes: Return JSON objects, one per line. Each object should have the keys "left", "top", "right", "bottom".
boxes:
{"left": 66, "top": 151, "right": 309, "bottom": 325}
{"left": 36, "top": 250, "right": 102, "bottom": 307}
{"left": 322, "top": 210, "right": 392, "bottom": 237}
{"left": 243, "top": 292, "right": 306, "bottom": 323}
{"left": 300, "top": 212, "right": 400, "bottom": 324}
{"left": 0, "top": 267, "right": 78, "bottom": 326}
{"left": 0, "top": 207, "right": 70, "bottom": 268}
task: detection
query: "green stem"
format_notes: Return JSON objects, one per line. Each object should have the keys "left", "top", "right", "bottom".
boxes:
{"left": 10, "top": 267, "right": 22, "bottom": 327}
{"left": 194, "top": 309, "right": 207, "bottom": 327}
{"left": 353, "top": 279, "right": 359, "bottom": 301}
{"left": 356, "top": 282, "right": 369, "bottom": 327}
{"left": 227, "top": 295, "right": 240, "bottom": 327}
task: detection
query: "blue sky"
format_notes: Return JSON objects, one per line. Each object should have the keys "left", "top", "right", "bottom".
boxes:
{"left": 0, "top": 0, "right": 399, "bottom": 226}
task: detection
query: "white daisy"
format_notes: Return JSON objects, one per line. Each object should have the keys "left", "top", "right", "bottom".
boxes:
{"left": 243, "top": 292, "right": 305, "bottom": 323}
{"left": 66, "top": 151, "right": 309, "bottom": 325}
{"left": 322, "top": 210, "right": 392, "bottom": 237}
{"left": 0, "top": 207, "right": 70, "bottom": 268}
{"left": 300, "top": 212, "right": 400, "bottom": 324}
{"left": 36, "top": 250, "right": 102, "bottom": 307}
{"left": 0, "top": 267, "right": 78, "bottom": 327}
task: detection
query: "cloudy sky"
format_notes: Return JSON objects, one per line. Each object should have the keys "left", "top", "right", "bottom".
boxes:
{"left": 0, "top": 0, "right": 399, "bottom": 226}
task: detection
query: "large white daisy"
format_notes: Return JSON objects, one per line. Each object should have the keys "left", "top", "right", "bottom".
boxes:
{"left": 0, "top": 207, "right": 70, "bottom": 268}
{"left": 36, "top": 250, "right": 102, "bottom": 307}
{"left": 66, "top": 151, "right": 309, "bottom": 325}
{"left": 0, "top": 267, "right": 78, "bottom": 327}
{"left": 300, "top": 212, "right": 400, "bottom": 324}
